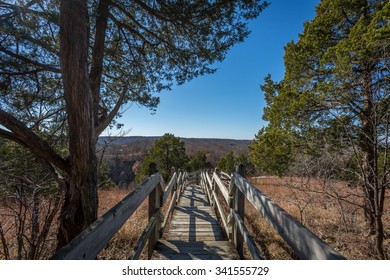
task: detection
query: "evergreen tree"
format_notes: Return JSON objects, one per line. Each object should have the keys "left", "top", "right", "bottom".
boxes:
{"left": 251, "top": 0, "right": 389, "bottom": 258}
{"left": 187, "top": 151, "right": 212, "bottom": 172}
{"left": 217, "top": 151, "right": 236, "bottom": 173}
{"left": 137, "top": 133, "right": 187, "bottom": 182}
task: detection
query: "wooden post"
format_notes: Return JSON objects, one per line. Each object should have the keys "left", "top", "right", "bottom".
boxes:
{"left": 233, "top": 164, "right": 245, "bottom": 259}
{"left": 148, "top": 163, "right": 162, "bottom": 259}
{"left": 171, "top": 167, "right": 177, "bottom": 191}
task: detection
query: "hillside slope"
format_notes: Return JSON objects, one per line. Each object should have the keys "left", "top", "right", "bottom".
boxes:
{"left": 97, "top": 136, "right": 251, "bottom": 188}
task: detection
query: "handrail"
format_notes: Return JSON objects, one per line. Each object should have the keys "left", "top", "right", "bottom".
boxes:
{"left": 220, "top": 171, "right": 232, "bottom": 181}
{"left": 230, "top": 211, "right": 262, "bottom": 260}
{"left": 212, "top": 172, "right": 229, "bottom": 203}
{"left": 51, "top": 164, "right": 187, "bottom": 260}
{"left": 128, "top": 212, "right": 159, "bottom": 260}
{"left": 201, "top": 165, "right": 346, "bottom": 260}
{"left": 162, "top": 172, "right": 177, "bottom": 204}
{"left": 232, "top": 173, "right": 345, "bottom": 260}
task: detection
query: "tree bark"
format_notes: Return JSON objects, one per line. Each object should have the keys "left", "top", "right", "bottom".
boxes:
{"left": 360, "top": 61, "right": 386, "bottom": 259}
{"left": 57, "top": 0, "right": 98, "bottom": 250}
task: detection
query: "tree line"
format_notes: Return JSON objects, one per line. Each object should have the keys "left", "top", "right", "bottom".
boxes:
{"left": 135, "top": 133, "right": 252, "bottom": 183}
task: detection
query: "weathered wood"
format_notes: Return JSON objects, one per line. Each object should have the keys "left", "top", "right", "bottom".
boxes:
{"left": 160, "top": 190, "right": 177, "bottom": 234}
{"left": 170, "top": 224, "right": 219, "bottom": 230}
{"left": 213, "top": 172, "right": 230, "bottom": 203}
{"left": 51, "top": 173, "right": 160, "bottom": 259}
{"left": 212, "top": 189, "right": 229, "bottom": 236}
{"left": 213, "top": 173, "right": 229, "bottom": 203}
{"left": 148, "top": 164, "right": 163, "bottom": 259}
{"left": 206, "top": 172, "right": 213, "bottom": 190}
{"left": 233, "top": 174, "right": 346, "bottom": 260}
{"left": 221, "top": 171, "right": 232, "bottom": 181}
{"left": 232, "top": 164, "right": 245, "bottom": 258}
{"left": 231, "top": 210, "right": 263, "bottom": 260}
{"left": 159, "top": 174, "right": 166, "bottom": 193}
{"left": 170, "top": 218, "right": 219, "bottom": 224}
{"left": 203, "top": 173, "right": 213, "bottom": 204}
{"left": 162, "top": 172, "right": 177, "bottom": 204}
{"left": 152, "top": 240, "right": 240, "bottom": 260}
{"left": 167, "top": 232, "right": 224, "bottom": 241}
{"left": 128, "top": 213, "right": 159, "bottom": 260}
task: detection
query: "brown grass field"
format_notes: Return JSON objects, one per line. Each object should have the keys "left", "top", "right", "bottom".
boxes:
{"left": 97, "top": 177, "right": 389, "bottom": 259}
{"left": 246, "top": 177, "right": 390, "bottom": 260}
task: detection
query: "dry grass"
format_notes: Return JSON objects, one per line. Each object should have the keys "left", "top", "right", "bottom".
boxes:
{"left": 96, "top": 188, "right": 149, "bottom": 259}
{"left": 0, "top": 194, "right": 61, "bottom": 260}
{"left": 97, "top": 186, "right": 176, "bottom": 260}
{"left": 245, "top": 177, "right": 390, "bottom": 259}
{"left": 2, "top": 176, "right": 387, "bottom": 260}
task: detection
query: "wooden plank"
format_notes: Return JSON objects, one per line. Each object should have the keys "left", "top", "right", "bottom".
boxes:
{"left": 148, "top": 172, "right": 162, "bottom": 259}
{"left": 171, "top": 213, "right": 217, "bottom": 219}
{"left": 172, "top": 213, "right": 217, "bottom": 219}
{"left": 206, "top": 173, "right": 213, "bottom": 189}
{"left": 152, "top": 253, "right": 232, "bottom": 260}
{"left": 231, "top": 210, "right": 263, "bottom": 260}
{"left": 233, "top": 174, "right": 346, "bottom": 260}
{"left": 128, "top": 213, "right": 158, "bottom": 260}
{"left": 152, "top": 239, "right": 239, "bottom": 260}
{"left": 160, "top": 190, "right": 177, "bottom": 234}
{"left": 176, "top": 205, "right": 213, "bottom": 210}
{"left": 174, "top": 206, "right": 216, "bottom": 213}
{"left": 168, "top": 226, "right": 222, "bottom": 232}
{"left": 220, "top": 172, "right": 232, "bottom": 181}
{"left": 213, "top": 172, "right": 230, "bottom": 203}
{"left": 203, "top": 175, "right": 212, "bottom": 204}
{"left": 170, "top": 222, "right": 218, "bottom": 228}
{"left": 171, "top": 220, "right": 219, "bottom": 226}
{"left": 155, "top": 240, "right": 238, "bottom": 255}
{"left": 232, "top": 164, "right": 245, "bottom": 259}
{"left": 166, "top": 234, "right": 224, "bottom": 241}
{"left": 153, "top": 183, "right": 241, "bottom": 260}
{"left": 51, "top": 173, "right": 160, "bottom": 260}
{"left": 212, "top": 190, "right": 229, "bottom": 236}
{"left": 178, "top": 201, "right": 209, "bottom": 207}
{"left": 162, "top": 173, "right": 177, "bottom": 204}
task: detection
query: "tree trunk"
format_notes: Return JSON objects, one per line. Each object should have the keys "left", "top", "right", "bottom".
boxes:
{"left": 56, "top": 0, "right": 98, "bottom": 250}
{"left": 360, "top": 61, "right": 386, "bottom": 259}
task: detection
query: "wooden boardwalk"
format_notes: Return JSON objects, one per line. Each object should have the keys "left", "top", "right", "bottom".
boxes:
{"left": 152, "top": 184, "right": 239, "bottom": 260}
{"left": 51, "top": 168, "right": 345, "bottom": 260}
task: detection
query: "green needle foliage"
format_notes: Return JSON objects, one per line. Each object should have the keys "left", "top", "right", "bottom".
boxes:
{"left": 137, "top": 133, "right": 187, "bottom": 182}
{"left": 250, "top": 0, "right": 389, "bottom": 259}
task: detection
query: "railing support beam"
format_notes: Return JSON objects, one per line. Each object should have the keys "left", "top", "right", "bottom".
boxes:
{"left": 148, "top": 163, "right": 162, "bottom": 259}
{"left": 232, "top": 164, "right": 245, "bottom": 259}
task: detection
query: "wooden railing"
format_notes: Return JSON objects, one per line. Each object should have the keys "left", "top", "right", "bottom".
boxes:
{"left": 51, "top": 163, "right": 188, "bottom": 260}
{"left": 200, "top": 164, "right": 346, "bottom": 260}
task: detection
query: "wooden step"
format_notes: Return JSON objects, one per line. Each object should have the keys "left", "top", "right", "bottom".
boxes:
{"left": 152, "top": 240, "right": 239, "bottom": 260}
{"left": 152, "top": 184, "right": 239, "bottom": 260}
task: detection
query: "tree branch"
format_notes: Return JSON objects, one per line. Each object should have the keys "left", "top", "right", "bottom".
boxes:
{"left": 0, "top": 46, "right": 60, "bottom": 73}
{"left": 0, "top": 109, "right": 67, "bottom": 171}
{"left": 96, "top": 85, "right": 127, "bottom": 136}
{"left": 90, "top": 0, "right": 110, "bottom": 123}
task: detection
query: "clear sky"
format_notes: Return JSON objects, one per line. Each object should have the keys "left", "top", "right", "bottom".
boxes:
{"left": 106, "top": 0, "right": 320, "bottom": 140}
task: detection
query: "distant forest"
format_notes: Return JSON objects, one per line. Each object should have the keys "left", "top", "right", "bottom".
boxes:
{"left": 97, "top": 136, "right": 251, "bottom": 189}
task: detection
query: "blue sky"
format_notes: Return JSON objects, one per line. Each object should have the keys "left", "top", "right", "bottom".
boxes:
{"left": 106, "top": 0, "right": 320, "bottom": 140}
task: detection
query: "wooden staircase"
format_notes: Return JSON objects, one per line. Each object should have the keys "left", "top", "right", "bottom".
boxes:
{"left": 152, "top": 184, "right": 239, "bottom": 260}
